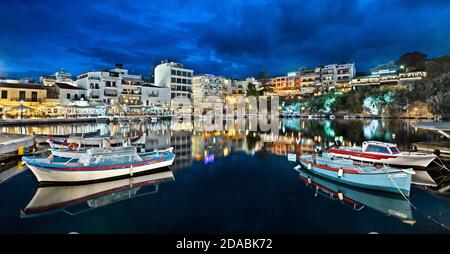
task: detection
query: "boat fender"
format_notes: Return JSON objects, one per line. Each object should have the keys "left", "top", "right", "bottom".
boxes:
{"left": 338, "top": 192, "right": 344, "bottom": 201}
{"left": 338, "top": 167, "right": 344, "bottom": 178}
{"left": 294, "top": 165, "right": 301, "bottom": 171}
{"left": 307, "top": 163, "right": 312, "bottom": 170}
{"left": 307, "top": 178, "right": 312, "bottom": 184}
{"left": 68, "top": 143, "right": 78, "bottom": 149}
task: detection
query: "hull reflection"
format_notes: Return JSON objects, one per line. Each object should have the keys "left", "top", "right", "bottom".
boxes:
{"left": 21, "top": 170, "right": 175, "bottom": 218}
{"left": 298, "top": 170, "right": 415, "bottom": 224}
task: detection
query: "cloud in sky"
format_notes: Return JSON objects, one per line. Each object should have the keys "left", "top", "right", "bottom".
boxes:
{"left": 1, "top": 0, "right": 450, "bottom": 79}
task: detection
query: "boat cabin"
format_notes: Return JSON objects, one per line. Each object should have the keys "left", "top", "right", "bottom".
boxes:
{"left": 362, "top": 141, "right": 400, "bottom": 155}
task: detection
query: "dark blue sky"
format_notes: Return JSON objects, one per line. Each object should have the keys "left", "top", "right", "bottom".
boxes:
{"left": 1, "top": 0, "right": 450, "bottom": 79}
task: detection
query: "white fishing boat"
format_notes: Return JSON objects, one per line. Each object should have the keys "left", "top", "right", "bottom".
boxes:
{"left": 46, "top": 133, "right": 142, "bottom": 149}
{"left": 22, "top": 146, "right": 175, "bottom": 183}
{"left": 328, "top": 141, "right": 437, "bottom": 168}
{"left": 298, "top": 152, "right": 414, "bottom": 195}
{"left": 67, "top": 135, "right": 121, "bottom": 147}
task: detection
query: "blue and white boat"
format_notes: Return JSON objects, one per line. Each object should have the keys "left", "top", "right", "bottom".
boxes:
{"left": 22, "top": 146, "right": 175, "bottom": 184}
{"left": 298, "top": 152, "right": 415, "bottom": 196}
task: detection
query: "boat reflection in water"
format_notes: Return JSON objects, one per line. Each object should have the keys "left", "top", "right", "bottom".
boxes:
{"left": 298, "top": 169, "right": 415, "bottom": 225}
{"left": 20, "top": 170, "right": 175, "bottom": 218}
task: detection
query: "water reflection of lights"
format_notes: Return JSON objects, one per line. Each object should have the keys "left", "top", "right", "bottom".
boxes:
{"left": 204, "top": 154, "right": 214, "bottom": 165}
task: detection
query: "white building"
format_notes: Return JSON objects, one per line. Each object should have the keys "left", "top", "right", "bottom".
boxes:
{"left": 40, "top": 69, "right": 75, "bottom": 87}
{"left": 154, "top": 60, "right": 193, "bottom": 100}
{"left": 320, "top": 63, "right": 355, "bottom": 92}
{"left": 192, "top": 74, "right": 231, "bottom": 114}
{"left": 141, "top": 83, "right": 171, "bottom": 114}
{"left": 76, "top": 64, "right": 143, "bottom": 107}
{"left": 54, "top": 83, "right": 87, "bottom": 106}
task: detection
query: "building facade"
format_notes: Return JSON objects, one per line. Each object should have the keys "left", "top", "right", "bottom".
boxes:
{"left": 192, "top": 74, "right": 231, "bottom": 114}
{"left": 76, "top": 64, "right": 143, "bottom": 110}
{"left": 351, "top": 61, "right": 427, "bottom": 87}
{"left": 154, "top": 60, "right": 193, "bottom": 100}
{"left": 141, "top": 83, "right": 171, "bottom": 114}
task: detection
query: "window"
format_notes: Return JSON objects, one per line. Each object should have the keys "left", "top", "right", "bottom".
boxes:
{"left": 74, "top": 94, "right": 78, "bottom": 100}
{"left": 67, "top": 94, "right": 71, "bottom": 99}
{"left": 176, "top": 70, "right": 181, "bottom": 76}
{"left": 389, "top": 147, "right": 400, "bottom": 154}
{"left": 171, "top": 70, "right": 176, "bottom": 75}
{"left": 177, "top": 78, "right": 181, "bottom": 83}
{"left": 19, "top": 91, "right": 26, "bottom": 100}
{"left": 182, "top": 79, "right": 186, "bottom": 84}
{"left": 182, "top": 71, "right": 186, "bottom": 76}
{"left": 171, "top": 77, "right": 176, "bottom": 83}
{"left": 365, "top": 145, "right": 390, "bottom": 154}
{"left": 31, "top": 91, "right": 38, "bottom": 102}
{"left": 1, "top": 90, "right": 7, "bottom": 99}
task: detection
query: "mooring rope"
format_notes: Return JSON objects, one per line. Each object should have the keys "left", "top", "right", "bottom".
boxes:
{"left": 383, "top": 163, "right": 417, "bottom": 211}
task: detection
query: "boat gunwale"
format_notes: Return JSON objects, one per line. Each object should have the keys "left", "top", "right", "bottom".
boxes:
{"left": 299, "top": 158, "right": 408, "bottom": 175}
{"left": 23, "top": 151, "right": 175, "bottom": 171}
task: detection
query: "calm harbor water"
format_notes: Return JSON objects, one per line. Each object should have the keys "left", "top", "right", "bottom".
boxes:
{"left": 1, "top": 118, "right": 450, "bottom": 234}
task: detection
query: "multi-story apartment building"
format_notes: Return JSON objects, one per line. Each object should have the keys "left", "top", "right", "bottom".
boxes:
{"left": 319, "top": 63, "right": 355, "bottom": 93}
{"left": 267, "top": 72, "right": 302, "bottom": 97}
{"left": 350, "top": 61, "right": 427, "bottom": 87}
{"left": 335, "top": 63, "right": 356, "bottom": 92}
{"left": 299, "top": 67, "right": 317, "bottom": 95}
{"left": 154, "top": 60, "right": 193, "bottom": 100}
{"left": 230, "top": 79, "right": 246, "bottom": 96}
{"left": 76, "top": 64, "right": 142, "bottom": 107}
{"left": 270, "top": 76, "right": 287, "bottom": 91}
{"left": 192, "top": 74, "right": 230, "bottom": 114}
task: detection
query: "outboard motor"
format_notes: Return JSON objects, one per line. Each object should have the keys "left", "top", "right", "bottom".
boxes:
{"left": 314, "top": 146, "right": 323, "bottom": 156}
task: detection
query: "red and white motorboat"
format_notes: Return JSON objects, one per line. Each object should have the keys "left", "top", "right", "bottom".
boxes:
{"left": 328, "top": 141, "right": 437, "bottom": 168}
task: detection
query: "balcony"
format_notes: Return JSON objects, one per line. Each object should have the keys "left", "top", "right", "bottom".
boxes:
{"left": 10, "top": 98, "right": 42, "bottom": 103}
{"left": 122, "top": 91, "right": 142, "bottom": 95}
{"left": 104, "top": 92, "right": 118, "bottom": 97}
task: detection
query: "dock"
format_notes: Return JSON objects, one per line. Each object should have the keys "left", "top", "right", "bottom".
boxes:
{"left": 413, "top": 121, "right": 450, "bottom": 139}
{"left": 0, "top": 133, "right": 35, "bottom": 161}
{"left": 412, "top": 141, "right": 450, "bottom": 157}
{"left": 0, "top": 117, "right": 97, "bottom": 126}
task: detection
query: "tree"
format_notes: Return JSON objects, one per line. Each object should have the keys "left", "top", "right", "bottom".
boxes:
{"left": 246, "top": 82, "right": 259, "bottom": 97}
{"left": 395, "top": 51, "right": 428, "bottom": 71}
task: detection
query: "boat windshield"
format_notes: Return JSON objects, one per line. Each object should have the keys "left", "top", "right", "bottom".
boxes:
{"left": 365, "top": 144, "right": 390, "bottom": 154}
{"left": 79, "top": 147, "right": 142, "bottom": 166}
{"left": 389, "top": 146, "right": 400, "bottom": 154}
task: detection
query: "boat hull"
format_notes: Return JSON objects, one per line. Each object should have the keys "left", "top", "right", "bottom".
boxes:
{"left": 329, "top": 148, "right": 436, "bottom": 168}
{"left": 299, "top": 159, "right": 412, "bottom": 196}
{"left": 24, "top": 157, "right": 175, "bottom": 184}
